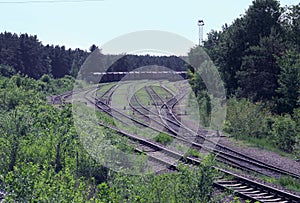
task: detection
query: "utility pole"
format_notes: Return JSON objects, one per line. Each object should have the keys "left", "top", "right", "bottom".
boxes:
{"left": 198, "top": 20, "right": 204, "bottom": 46}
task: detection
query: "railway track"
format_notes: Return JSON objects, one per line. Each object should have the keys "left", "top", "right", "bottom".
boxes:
{"left": 85, "top": 82, "right": 300, "bottom": 202}
{"left": 132, "top": 85, "right": 299, "bottom": 179}
{"left": 130, "top": 87, "right": 268, "bottom": 174}
{"left": 82, "top": 84, "right": 166, "bottom": 129}
{"left": 49, "top": 81, "right": 300, "bottom": 202}
{"left": 142, "top": 85, "right": 300, "bottom": 180}
{"left": 93, "top": 82, "right": 300, "bottom": 180}
{"left": 97, "top": 120, "right": 300, "bottom": 203}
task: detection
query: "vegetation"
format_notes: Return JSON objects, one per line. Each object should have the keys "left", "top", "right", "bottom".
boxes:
{"left": 0, "top": 33, "right": 188, "bottom": 81}
{"left": 223, "top": 97, "right": 300, "bottom": 158}
{"left": 0, "top": 33, "right": 88, "bottom": 79}
{"left": 0, "top": 74, "right": 219, "bottom": 202}
{"left": 277, "top": 176, "right": 300, "bottom": 192}
{"left": 186, "top": 148, "right": 204, "bottom": 159}
{"left": 98, "top": 158, "right": 217, "bottom": 203}
{"left": 188, "top": 0, "right": 300, "bottom": 158}
{"left": 203, "top": 0, "right": 300, "bottom": 114}
{"left": 135, "top": 87, "right": 152, "bottom": 107}
{"left": 262, "top": 175, "right": 300, "bottom": 193}
{"left": 152, "top": 85, "right": 173, "bottom": 100}
{"left": 1, "top": 0, "right": 300, "bottom": 201}
{"left": 153, "top": 132, "right": 174, "bottom": 145}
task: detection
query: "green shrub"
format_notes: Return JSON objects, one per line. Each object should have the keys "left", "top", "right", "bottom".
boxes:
{"left": 197, "top": 91, "right": 211, "bottom": 127}
{"left": 225, "top": 97, "right": 268, "bottom": 139}
{"left": 271, "top": 115, "right": 297, "bottom": 153}
{"left": 153, "top": 133, "right": 174, "bottom": 145}
{"left": 186, "top": 148, "right": 203, "bottom": 158}
{"left": 101, "top": 155, "right": 217, "bottom": 203}
{"left": 0, "top": 65, "right": 16, "bottom": 77}
{"left": 292, "top": 109, "right": 300, "bottom": 159}
{"left": 225, "top": 97, "right": 300, "bottom": 155}
{"left": 4, "top": 163, "right": 91, "bottom": 202}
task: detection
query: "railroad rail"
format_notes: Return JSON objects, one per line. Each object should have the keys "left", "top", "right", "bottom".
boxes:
{"left": 44, "top": 82, "right": 300, "bottom": 203}
{"left": 131, "top": 84, "right": 300, "bottom": 180}
{"left": 83, "top": 82, "right": 300, "bottom": 181}
{"left": 98, "top": 121, "right": 300, "bottom": 203}
{"left": 84, "top": 83, "right": 300, "bottom": 202}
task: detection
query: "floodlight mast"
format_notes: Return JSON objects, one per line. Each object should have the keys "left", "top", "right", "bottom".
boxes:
{"left": 198, "top": 20, "right": 205, "bottom": 46}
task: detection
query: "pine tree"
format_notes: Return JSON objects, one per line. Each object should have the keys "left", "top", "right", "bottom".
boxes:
{"left": 276, "top": 50, "right": 300, "bottom": 113}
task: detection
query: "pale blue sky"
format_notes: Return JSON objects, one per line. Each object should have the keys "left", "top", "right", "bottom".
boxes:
{"left": 0, "top": 0, "right": 298, "bottom": 51}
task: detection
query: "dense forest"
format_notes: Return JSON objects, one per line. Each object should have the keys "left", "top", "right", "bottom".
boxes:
{"left": 0, "top": 34, "right": 187, "bottom": 80}
{"left": 0, "top": 32, "right": 88, "bottom": 78}
{"left": 188, "top": 0, "right": 300, "bottom": 158}
{"left": 204, "top": 0, "right": 300, "bottom": 114}
{"left": 0, "top": 0, "right": 300, "bottom": 202}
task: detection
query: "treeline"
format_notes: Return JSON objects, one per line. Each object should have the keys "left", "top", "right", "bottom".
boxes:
{"left": 79, "top": 53, "right": 188, "bottom": 82}
{"left": 107, "top": 54, "right": 187, "bottom": 72}
{"left": 0, "top": 32, "right": 88, "bottom": 79}
{"left": 0, "top": 33, "right": 187, "bottom": 80}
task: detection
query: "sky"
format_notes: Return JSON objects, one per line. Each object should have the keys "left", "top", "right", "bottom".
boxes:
{"left": 0, "top": 0, "right": 298, "bottom": 53}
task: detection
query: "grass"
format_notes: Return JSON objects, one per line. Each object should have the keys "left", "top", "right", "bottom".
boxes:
{"left": 135, "top": 87, "right": 152, "bottom": 107}
{"left": 261, "top": 175, "right": 300, "bottom": 193}
{"left": 277, "top": 176, "right": 300, "bottom": 192}
{"left": 185, "top": 93, "right": 200, "bottom": 120}
{"left": 151, "top": 85, "right": 173, "bottom": 100}
{"left": 96, "top": 83, "right": 116, "bottom": 97}
{"left": 217, "top": 158, "right": 300, "bottom": 194}
{"left": 74, "top": 79, "right": 91, "bottom": 89}
{"left": 94, "top": 81, "right": 171, "bottom": 140}
{"left": 119, "top": 122, "right": 159, "bottom": 139}
{"left": 135, "top": 82, "right": 174, "bottom": 108}
{"left": 160, "top": 81, "right": 177, "bottom": 94}
{"left": 227, "top": 135, "right": 294, "bottom": 158}
{"left": 180, "top": 92, "right": 211, "bottom": 130}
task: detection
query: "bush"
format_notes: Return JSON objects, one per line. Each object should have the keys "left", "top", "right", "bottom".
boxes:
{"left": 197, "top": 91, "right": 211, "bottom": 127}
{"left": 0, "top": 65, "right": 16, "bottom": 77}
{"left": 271, "top": 115, "right": 297, "bottom": 153}
{"left": 153, "top": 132, "right": 174, "bottom": 145}
{"left": 186, "top": 148, "right": 203, "bottom": 158}
{"left": 40, "top": 74, "right": 51, "bottom": 83}
{"left": 100, "top": 155, "right": 217, "bottom": 203}
{"left": 225, "top": 97, "right": 268, "bottom": 139}
{"left": 224, "top": 97, "right": 300, "bottom": 155}
{"left": 4, "top": 163, "right": 91, "bottom": 202}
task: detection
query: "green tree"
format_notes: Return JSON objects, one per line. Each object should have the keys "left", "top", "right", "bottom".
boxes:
{"left": 276, "top": 50, "right": 300, "bottom": 113}
{"left": 204, "top": 0, "right": 283, "bottom": 96}
{"left": 281, "top": 4, "right": 300, "bottom": 50}
{"left": 237, "top": 30, "right": 284, "bottom": 101}
{"left": 243, "top": 0, "right": 282, "bottom": 46}
{"left": 89, "top": 44, "right": 98, "bottom": 52}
